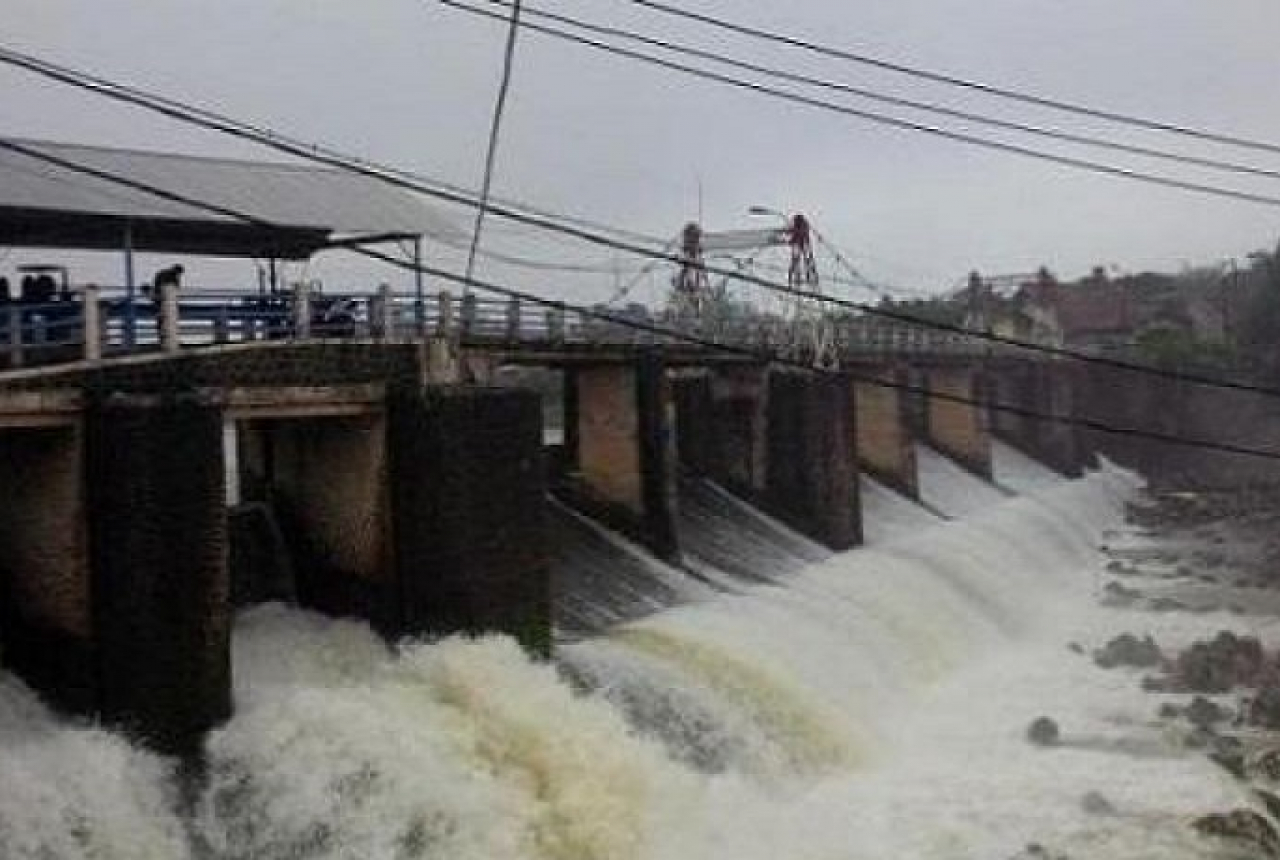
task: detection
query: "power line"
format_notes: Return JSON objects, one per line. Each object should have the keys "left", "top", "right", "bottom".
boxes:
{"left": 616, "top": 0, "right": 1280, "bottom": 159}
{"left": 466, "top": 0, "right": 1280, "bottom": 183}
{"left": 0, "top": 46, "right": 665, "bottom": 251}
{"left": 2, "top": 47, "right": 1278, "bottom": 400}
{"left": 465, "top": 0, "right": 524, "bottom": 282}
{"left": 440, "top": 0, "right": 1280, "bottom": 210}
{"left": 2, "top": 134, "right": 1278, "bottom": 463}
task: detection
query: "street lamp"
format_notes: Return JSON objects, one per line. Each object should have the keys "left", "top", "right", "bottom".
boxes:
{"left": 747, "top": 205, "right": 787, "bottom": 221}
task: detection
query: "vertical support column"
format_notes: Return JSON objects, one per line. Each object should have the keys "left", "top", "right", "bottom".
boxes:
{"left": 81, "top": 284, "right": 102, "bottom": 362}
{"left": 924, "top": 365, "right": 992, "bottom": 479}
{"left": 413, "top": 236, "right": 426, "bottom": 336}
{"left": 7, "top": 304, "right": 24, "bottom": 368}
{"left": 214, "top": 305, "right": 231, "bottom": 344}
{"left": 1034, "top": 362, "right": 1084, "bottom": 477}
{"left": 764, "top": 369, "right": 859, "bottom": 550}
{"left": 672, "top": 371, "right": 714, "bottom": 476}
{"left": 437, "top": 290, "right": 454, "bottom": 339}
{"left": 461, "top": 293, "right": 478, "bottom": 336}
{"left": 374, "top": 283, "right": 396, "bottom": 340}
{"left": 159, "top": 282, "right": 180, "bottom": 354}
{"left": 86, "top": 392, "right": 230, "bottom": 757}
{"left": 388, "top": 386, "right": 549, "bottom": 653}
{"left": 547, "top": 308, "right": 565, "bottom": 344}
{"left": 292, "top": 280, "right": 312, "bottom": 340}
{"left": 505, "top": 298, "right": 521, "bottom": 341}
{"left": 853, "top": 365, "right": 918, "bottom": 497}
{"left": 636, "top": 350, "right": 678, "bottom": 559}
{"left": 122, "top": 220, "right": 137, "bottom": 349}
{"left": 561, "top": 366, "right": 580, "bottom": 473}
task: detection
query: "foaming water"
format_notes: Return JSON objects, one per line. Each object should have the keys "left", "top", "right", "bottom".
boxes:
{"left": 0, "top": 464, "right": 1259, "bottom": 859}
{"left": 917, "top": 442, "right": 1010, "bottom": 517}
{"left": 859, "top": 475, "right": 942, "bottom": 544}
{"left": 992, "top": 439, "right": 1067, "bottom": 495}
{"left": 0, "top": 678, "right": 191, "bottom": 860}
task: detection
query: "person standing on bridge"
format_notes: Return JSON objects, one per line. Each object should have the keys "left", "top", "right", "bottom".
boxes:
{"left": 150, "top": 264, "right": 184, "bottom": 298}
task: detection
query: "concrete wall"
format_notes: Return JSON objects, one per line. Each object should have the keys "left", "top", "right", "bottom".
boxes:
{"left": 0, "top": 423, "right": 93, "bottom": 711}
{"left": 853, "top": 367, "right": 918, "bottom": 497}
{"left": 925, "top": 366, "right": 992, "bottom": 479}
{"left": 0, "top": 342, "right": 426, "bottom": 393}
{"left": 1074, "top": 362, "right": 1280, "bottom": 486}
{"left": 988, "top": 360, "right": 1082, "bottom": 477}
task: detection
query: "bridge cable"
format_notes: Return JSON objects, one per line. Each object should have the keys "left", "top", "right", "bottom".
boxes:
{"left": 3, "top": 135, "right": 1280, "bottom": 463}
{"left": 3, "top": 49, "right": 1280, "bottom": 400}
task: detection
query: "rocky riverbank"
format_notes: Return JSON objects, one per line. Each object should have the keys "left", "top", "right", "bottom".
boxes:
{"left": 1067, "top": 481, "right": 1280, "bottom": 858}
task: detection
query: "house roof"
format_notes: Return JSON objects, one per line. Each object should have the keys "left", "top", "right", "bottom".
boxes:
{"left": 1054, "top": 284, "right": 1131, "bottom": 335}
{"left": 0, "top": 138, "right": 461, "bottom": 259}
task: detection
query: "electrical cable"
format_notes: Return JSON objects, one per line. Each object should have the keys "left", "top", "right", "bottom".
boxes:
{"left": 1, "top": 49, "right": 1277, "bottom": 399}
{"left": 616, "top": 0, "right": 1280, "bottom": 159}
{"left": 465, "top": 0, "right": 1280, "bottom": 183}
{"left": 465, "top": 0, "right": 524, "bottom": 282}
{"left": 0, "top": 45, "right": 664, "bottom": 250}
{"left": 438, "top": 0, "right": 1280, "bottom": 210}
{"left": 2, "top": 134, "right": 1277, "bottom": 462}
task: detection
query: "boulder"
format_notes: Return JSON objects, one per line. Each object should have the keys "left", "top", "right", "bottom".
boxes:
{"left": 1186, "top": 695, "right": 1230, "bottom": 728}
{"left": 1257, "top": 789, "right": 1280, "bottom": 822}
{"left": 1080, "top": 791, "right": 1114, "bottom": 815}
{"left": 1252, "top": 682, "right": 1280, "bottom": 729}
{"left": 1247, "top": 748, "right": 1280, "bottom": 784}
{"left": 1191, "top": 810, "right": 1280, "bottom": 858}
{"left": 1093, "top": 633, "right": 1161, "bottom": 669}
{"left": 1101, "top": 581, "right": 1142, "bottom": 607}
{"left": 1026, "top": 717, "right": 1060, "bottom": 747}
{"left": 1174, "top": 632, "right": 1266, "bottom": 693}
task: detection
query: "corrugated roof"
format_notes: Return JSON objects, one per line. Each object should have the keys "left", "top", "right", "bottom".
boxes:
{"left": 0, "top": 137, "right": 464, "bottom": 257}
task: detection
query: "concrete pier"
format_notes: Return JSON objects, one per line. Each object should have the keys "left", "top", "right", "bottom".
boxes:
{"left": 389, "top": 386, "right": 550, "bottom": 653}
{"left": 989, "top": 361, "right": 1083, "bottom": 477}
{"left": 764, "top": 370, "right": 860, "bottom": 550}
{"left": 86, "top": 392, "right": 230, "bottom": 757}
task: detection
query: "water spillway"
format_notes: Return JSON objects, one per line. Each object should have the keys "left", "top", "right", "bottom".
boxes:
{"left": 0, "top": 464, "right": 1253, "bottom": 859}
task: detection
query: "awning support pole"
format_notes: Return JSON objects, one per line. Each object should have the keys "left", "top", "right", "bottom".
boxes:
{"left": 414, "top": 236, "right": 425, "bottom": 335}
{"left": 123, "top": 220, "right": 136, "bottom": 349}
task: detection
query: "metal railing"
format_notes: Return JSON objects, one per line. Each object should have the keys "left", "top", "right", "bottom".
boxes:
{"left": 0, "top": 282, "right": 1003, "bottom": 370}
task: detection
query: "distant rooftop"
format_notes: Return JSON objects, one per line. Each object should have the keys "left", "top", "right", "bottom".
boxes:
{"left": 0, "top": 138, "right": 461, "bottom": 259}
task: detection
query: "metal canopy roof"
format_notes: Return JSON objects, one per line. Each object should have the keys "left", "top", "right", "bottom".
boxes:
{"left": 0, "top": 138, "right": 460, "bottom": 259}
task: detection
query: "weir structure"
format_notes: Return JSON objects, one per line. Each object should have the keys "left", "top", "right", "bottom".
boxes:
{"left": 3, "top": 137, "right": 1267, "bottom": 761}
{"left": 0, "top": 332, "right": 1094, "bottom": 756}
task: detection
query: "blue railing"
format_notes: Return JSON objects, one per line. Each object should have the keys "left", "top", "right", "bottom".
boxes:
{"left": 0, "top": 283, "right": 1000, "bottom": 371}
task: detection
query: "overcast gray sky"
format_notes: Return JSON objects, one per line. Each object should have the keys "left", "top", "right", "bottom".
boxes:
{"left": 5, "top": 0, "right": 1280, "bottom": 304}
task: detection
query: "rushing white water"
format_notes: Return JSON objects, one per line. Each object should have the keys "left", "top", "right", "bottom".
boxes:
{"left": 992, "top": 439, "right": 1069, "bottom": 495}
{"left": 916, "top": 442, "right": 1011, "bottom": 518}
{"left": 860, "top": 475, "right": 942, "bottom": 544}
{"left": 0, "top": 463, "right": 1264, "bottom": 859}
